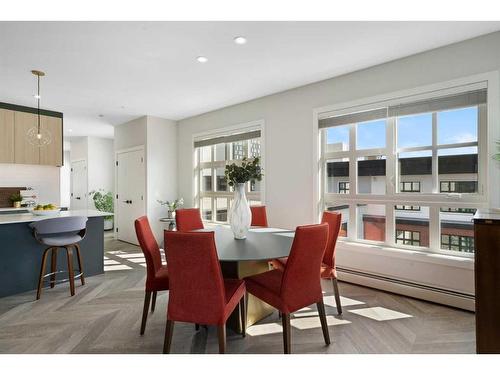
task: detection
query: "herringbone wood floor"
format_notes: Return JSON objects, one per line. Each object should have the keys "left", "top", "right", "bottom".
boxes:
{"left": 0, "top": 235, "right": 475, "bottom": 354}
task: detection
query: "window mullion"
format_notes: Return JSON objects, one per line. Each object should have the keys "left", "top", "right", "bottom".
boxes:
{"left": 429, "top": 205, "right": 440, "bottom": 252}
{"left": 432, "top": 112, "right": 438, "bottom": 193}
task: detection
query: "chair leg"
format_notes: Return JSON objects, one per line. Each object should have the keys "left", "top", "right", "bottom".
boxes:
{"left": 65, "top": 246, "right": 76, "bottom": 296}
{"left": 140, "top": 291, "right": 152, "bottom": 335}
{"left": 195, "top": 324, "right": 200, "bottom": 331}
{"left": 317, "top": 300, "right": 331, "bottom": 345}
{"left": 74, "top": 244, "right": 85, "bottom": 285}
{"left": 217, "top": 325, "right": 226, "bottom": 354}
{"left": 151, "top": 291, "right": 157, "bottom": 312}
{"left": 332, "top": 278, "right": 342, "bottom": 315}
{"left": 50, "top": 247, "right": 58, "bottom": 288}
{"left": 240, "top": 294, "right": 246, "bottom": 337}
{"left": 281, "top": 313, "right": 291, "bottom": 354}
{"left": 163, "top": 320, "right": 174, "bottom": 354}
{"left": 36, "top": 247, "right": 52, "bottom": 300}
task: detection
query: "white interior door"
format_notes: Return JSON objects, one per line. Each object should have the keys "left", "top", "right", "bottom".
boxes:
{"left": 116, "top": 148, "right": 146, "bottom": 245}
{"left": 71, "top": 160, "right": 88, "bottom": 209}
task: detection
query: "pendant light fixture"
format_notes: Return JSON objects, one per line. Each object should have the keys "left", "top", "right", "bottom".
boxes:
{"left": 27, "top": 70, "right": 51, "bottom": 146}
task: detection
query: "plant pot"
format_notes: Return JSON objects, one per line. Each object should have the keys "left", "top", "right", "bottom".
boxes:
{"left": 104, "top": 218, "right": 114, "bottom": 231}
{"left": 229, "top": 183, "right": 252, "bottom": 239}
{"left": 13, "top": 201, "right": 21, "bottom": 208}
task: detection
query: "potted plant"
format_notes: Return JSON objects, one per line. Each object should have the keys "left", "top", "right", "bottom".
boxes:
{"left": 9, "top": 193, "right": 23, "bottom": 208}
{"left": 157, "top": 198, "right": 184, "bottom": 219}
{"left": 224, "top": 157, "right": 263, "bottom": 239}
{"left": 89, "top": 190, "right": 114, "bottom": 230}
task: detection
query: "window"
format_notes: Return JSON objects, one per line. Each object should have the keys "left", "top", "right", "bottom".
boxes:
{"left": 338, "top": 181, "right": 349, "bottom": 194}
{"left": 440, "top": 181, "right": 478, "bottom": 193}
{"left": 400, "top": 181, "right": 421, "bottom": 192}
{"left": 194, "top": 128, "right": 262, "bottom": 223}
{"left": 396, "top": 230, "right": 421, "bottom": 246}
{"left": 319, "top": 83, "right": 486, "bottom": 256}
{"left": 441, "top": 235, "right": 475, "bottom": 253}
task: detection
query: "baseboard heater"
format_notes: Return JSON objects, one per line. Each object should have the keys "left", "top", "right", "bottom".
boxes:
{"left": 336, "top": 267, "right": 475, "bottom": 312}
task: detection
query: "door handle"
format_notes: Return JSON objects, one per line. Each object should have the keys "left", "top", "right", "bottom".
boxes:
{"left": 76, "top": 197, "right": 81, "bottom": 200}
{"left": 122, "top": 200, "right": 133, "bottom": 204}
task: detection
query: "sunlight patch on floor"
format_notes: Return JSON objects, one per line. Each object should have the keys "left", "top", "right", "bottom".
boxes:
{"left": 104, "top": 259, "right": 120, "bottom": 265}
{"left": 114, "top": 253, "right": 144, "bottom": 259}
{"left": 323, "top": 295, "right": 365, "bottom": 308}
{"left": 246, "top": 322, "right": 283, "bottom": 336}
{"left": 104, "top": 264, "right": 133, "bottom": 271}
{"left": 291, "top": 315, "right": 350, "bottom": 330}
{"left": 348, "top": 306, "right": 413, "bottom": 321}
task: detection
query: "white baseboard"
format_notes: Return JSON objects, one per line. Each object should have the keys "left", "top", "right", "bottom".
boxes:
{"left": 337, "top": 268, "right": 475, "bottom": 312}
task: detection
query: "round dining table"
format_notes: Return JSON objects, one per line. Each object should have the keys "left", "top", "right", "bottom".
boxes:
{"left": 194, "top": 225, "right": 296, "bottom": 332}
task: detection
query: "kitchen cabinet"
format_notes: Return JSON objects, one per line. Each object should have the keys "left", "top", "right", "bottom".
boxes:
{"left": 0, "top": 108, "right": 15, "bottom": 163}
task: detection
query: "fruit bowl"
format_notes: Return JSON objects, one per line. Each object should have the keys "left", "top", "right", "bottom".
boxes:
{"left": 29, "top": 207, "right": 61, "bottom": 216}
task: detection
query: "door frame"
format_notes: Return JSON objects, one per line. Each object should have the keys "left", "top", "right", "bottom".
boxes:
{"left": 114, "top": 145, "right": 147, "bottom": 241}
{"left": 70, "top": 158, "right": 88, "bottom": 210}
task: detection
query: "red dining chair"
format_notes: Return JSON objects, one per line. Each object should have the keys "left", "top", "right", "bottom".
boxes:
{"left": 175, "top": 208, "right": 204, "bottom": 231}
{"left": 250, "top": 205, "right": 268, "bottom": 227}
{"left": 163, "top": 231, "right": 246, "bottom": 354}
{"left": 270, "top": 211, "right": 343, "bottom": 314}
{"left": 245, "top": 223, "right": 330, "bottom": 354}
{"left": 134, "top": 216, "right": 169, "bottom": 335}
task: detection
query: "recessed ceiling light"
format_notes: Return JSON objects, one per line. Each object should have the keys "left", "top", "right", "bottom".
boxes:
{"left": 68, "top": 129, "right": 73, "bottom": 132}
{"left": 196, "top": 56, "right": 208, "bottom": 63}
{"left": 234, "top": 36, "right": 247, "bottom": 45}
{"left": 33, "top": 94, "right": 41, "bottom": 99}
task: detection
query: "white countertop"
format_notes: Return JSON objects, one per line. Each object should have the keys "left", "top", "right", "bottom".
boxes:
{"left": 0, "top": 209, "right": 113, "bottom": 225}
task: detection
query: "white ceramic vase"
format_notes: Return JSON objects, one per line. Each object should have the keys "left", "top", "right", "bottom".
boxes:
{"left": 229, "top": 183, "right": 252, "bottom": 239}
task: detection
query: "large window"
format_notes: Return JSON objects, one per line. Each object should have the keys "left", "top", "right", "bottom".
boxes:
{"left": 194, "top": 128, "right": 262, "bottom": 223}
{"left": 319, "top": 84, "right": 487, "bottom": 256}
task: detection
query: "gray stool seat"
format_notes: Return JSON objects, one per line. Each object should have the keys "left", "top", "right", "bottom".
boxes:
{"left": 40, "top": 234, "right": 83, "bottom": 246}
{"left": 29, "top": 216, "right": 88, "bottom": 299}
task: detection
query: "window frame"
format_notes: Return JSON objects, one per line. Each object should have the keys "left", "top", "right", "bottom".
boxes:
{"left": 193, "top": 120, "right": 265, "bottom": 224}
{"left": 314, "top": 77, "right": 492, "bottom": 258}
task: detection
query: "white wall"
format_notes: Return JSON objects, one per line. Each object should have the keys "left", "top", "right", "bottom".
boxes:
{"left": 87, "top": 137, "right": 114, "bottom": 196}
{"left": 0, "top": 163, "right": 61, "bottom": 204}
{"left": 60, "top": 150, "right": 71, "bottom": 207}
{"left": 114, "top": 116, "right": 147, "bottom": 151}
{"left": 146, "top": 116, "right": 178, "bottom": 241}
{"left": 176, "top": 31, "right": 500, "bottom": 307}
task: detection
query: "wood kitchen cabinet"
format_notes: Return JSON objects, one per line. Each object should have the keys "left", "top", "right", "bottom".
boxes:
{"left": 0, "top": 102, "right": 63, "bottom": 167}
{"left": 473, "top": 209, "right": 500, "bottom": 353}
{"left": 14, "top": 111, "right": 40, "bottom": 165}
{"left": 0, "top": 108, "right": 15, "bottom": 163}
{"left": 39, "top": 115, "right": 63, "bottom": 166}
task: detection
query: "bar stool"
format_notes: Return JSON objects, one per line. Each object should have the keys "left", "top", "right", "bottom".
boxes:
{"left": 30, "top": 216, "right": 88, "bottom": 300}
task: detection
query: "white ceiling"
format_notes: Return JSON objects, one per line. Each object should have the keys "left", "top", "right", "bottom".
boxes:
{"left": 1, "top": 21, "right": 500, "bottom": 138}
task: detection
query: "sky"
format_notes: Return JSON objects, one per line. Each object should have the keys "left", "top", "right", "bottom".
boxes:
{"left": 326, "top": 106, "right": 478, "bottom": 156}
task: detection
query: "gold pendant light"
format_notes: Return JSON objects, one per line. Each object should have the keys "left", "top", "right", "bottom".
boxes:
{"left": 26, "top": 70, "right": 52, "bottom": 146}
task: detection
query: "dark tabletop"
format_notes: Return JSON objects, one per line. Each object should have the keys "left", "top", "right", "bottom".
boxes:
{"left": 195, "top": 225, "right": 295, "bottom": 261}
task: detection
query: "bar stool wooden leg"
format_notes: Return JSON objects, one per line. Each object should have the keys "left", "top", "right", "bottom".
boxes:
{"left": 50, "top": 247, "right": 58, "bottom": 288}
{"left": 65, "top": 246, "right": 76, "bottom": 296}
{"left": 36, "top": 247, "right": 52, "bottom": 300}
{"left": 217, "top": 324, "right": 226, "bottom": 354}
{"left": 74, "top": 244, "right": 85, "bottom": 285}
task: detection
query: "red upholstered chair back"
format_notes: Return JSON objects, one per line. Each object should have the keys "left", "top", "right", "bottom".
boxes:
{"left": 250, "top": 205, "right": 268, "bottom": 227}
{"left": 321, "top": 211, "right": 342, "bottom": 269}
{"left": 175, "top": 208, "right": 204, "bottom": 231}
{"left": 280, "top": 223, "right": 329, "bottom": 312}
{"left": 135, "top": 216, "right": 163, "bottom": 279}
{"left": 164, "top": 231, "right": 226, "bottom": 324}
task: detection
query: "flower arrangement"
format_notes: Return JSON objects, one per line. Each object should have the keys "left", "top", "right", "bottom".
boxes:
{"left": 224, "top": 157, "right": 263, "bottom": 187}
{"left": 158, "top": 198, "right": 184, "bottom": 213}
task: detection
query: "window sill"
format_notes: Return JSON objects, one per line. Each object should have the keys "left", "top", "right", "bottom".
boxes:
{"left": 336, "top": 238, "right": 474, "bottom": 270}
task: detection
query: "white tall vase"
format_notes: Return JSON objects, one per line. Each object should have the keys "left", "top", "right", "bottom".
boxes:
{"left": 229, "top": 183, "right": 252, "bottom": 239}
